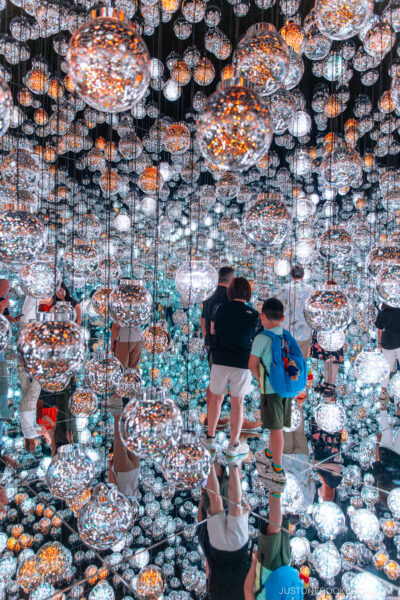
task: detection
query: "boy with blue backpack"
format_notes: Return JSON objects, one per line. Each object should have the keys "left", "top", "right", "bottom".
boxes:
{"left": 249, "top": 298, "right": 307, "bottom": 486}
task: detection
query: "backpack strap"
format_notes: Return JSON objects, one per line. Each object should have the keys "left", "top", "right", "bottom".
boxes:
{"left": 258, "top": 330, "right": 282, "bottom": 381}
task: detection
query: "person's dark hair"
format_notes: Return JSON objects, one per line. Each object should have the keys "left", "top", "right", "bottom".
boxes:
{"left": 54, "top": 282, "right": 74, "bottom": 303}
{"left": 218, "top": 266, "right": 234, "bottom": 284}
{"left": 262, "top": 298, "right": 284, "bottom": 321}
{"left": 227, "top": 277, "right": 251, "bottom": 302}
{"left": 290, "top": 264, "right": 304, "bottom": 280}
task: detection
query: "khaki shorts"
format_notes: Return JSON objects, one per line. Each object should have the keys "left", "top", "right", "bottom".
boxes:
{"left": 207, "top": 510, "right": 248, "bottom": 552}
{"left": 115, "top": 341, "right": 142, "bottom": 369}
{"left": 261, "top": 393, "right": 292, "bottom": 430}
{"left": 258, "top": 517, "right": 290, "bottom": 571}
{"left": 283, "top": 412, "right": 308, "bottom": 455}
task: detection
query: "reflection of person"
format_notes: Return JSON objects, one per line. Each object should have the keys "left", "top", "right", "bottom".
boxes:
{"left": 39, "top": 283, "right": 82, "bottom": 325}
{"left": 375, "top": 302, "right": 400, "bottom": 402}
{"left": 198, "top": 456, "right": 249, "bottom": 600}
{"left": 308, "top": 415, "right": 342, "bottom": 502}
{"left": 244, "top": 491, "right": 304, "bottom": 600}
{"left": 109, "top": 413, "right": 140, "bottom": 498}
{"left": 111, "top": 281, "right": 142, "bottom": 371}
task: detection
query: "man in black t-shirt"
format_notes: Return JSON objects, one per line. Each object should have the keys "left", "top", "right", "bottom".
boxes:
{"left": 201, "top": 266, "right": 234, "bottom": 366}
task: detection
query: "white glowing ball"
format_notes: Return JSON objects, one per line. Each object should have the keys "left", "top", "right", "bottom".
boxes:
{"left": 175, "top": 258, "right": 218, "bottom": 304}
{"left": 347, "top": 572, "right": 386, "bottom": 600}
{"left": 317, "top": 329, "right": 345, "bottom": 352}
{"left": 290, "top": 536, "right": 311, "bottom": 566}
{"left": 314, "top": 401, "right": 347, "bottom": 433}
{"left": 350, "top": 509, "right": 380, "bottom": 543}
{"left": 281, "top": 472, "right": 304, "bottom": 514}
{"left": 113, "top": 213, "right": 131, "bottom": 232}
{"left": 288, "top": 110, "right": 311, "bottom": 137}
{"left": 274, "top": 258, "right": 291, "bottom": 277}
{"left": 388, "top": 488, "right": 400, "bottom": 519}
{"left": 388, "top": 372, "right": 400, "bottom": 399}
{"left": 312, "top": 501, "right": 345, "bottom": 539}
{"left": 310, "top": 541, "right": 341, "bottom": 580}
{"left": 352, "top": 350, "right": 390, "bottom": 385}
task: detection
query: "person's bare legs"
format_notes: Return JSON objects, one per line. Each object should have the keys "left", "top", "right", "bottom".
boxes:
{"left": 228, "top": 464, "right": 244, "bottom": 517}
{"left": 113, "top": 414, "right": 136, "bottom": 472}
{"left": 324, "top": 359, "right": 339, "bottom": 387}
{"left": 205, "top": 462, "right": 224, "bottom": 515}
{"left": 207, "top": 390, "right": 224, "bottom": 438}
{"left": 266, "top": 491, "right": 282, "bottom": 535}
{"left": 230, "top": 395, "right": 244, "bottom": 446}
{"left": 269, "top": 429, "right": 284, "bottom": 468}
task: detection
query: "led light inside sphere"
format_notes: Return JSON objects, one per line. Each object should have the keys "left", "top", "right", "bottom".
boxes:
{"left": 67, "top": 8, "right": 151, "bottom": 113}
{"left": 196, "top": 79, "right": 273, "bottom": 171}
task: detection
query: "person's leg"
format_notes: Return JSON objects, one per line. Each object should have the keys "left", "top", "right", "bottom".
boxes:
{"left": 324, "top": 358, "right": 339, "bottom": 387}
{"left": 128, "top": 342, "right": 142, "bottom": 370}
{"left": 114, "top": 341, "right": 129, "bottom": 369}
{"left": 269, "top": 429, "right": 284, "bottom": 471}
{"left": 230, "top": 396, "right": 244, "bottom": 446}
{"left": 266, "top": 492, "right": 282, "bottom": 535}
{"left": 227, "top": 464, "right": 243, "bottom": 517}
{"left": 297, "top": 339, "right": 310, "bottom": 360}
{"left": 381, "top": 348, "right": 397, "bottom": 388}
{"left": 113, "top": 414, "right": 136, "bottom": 472}
{"left": 205, "top": 462, "right": 224, "bottom": 516}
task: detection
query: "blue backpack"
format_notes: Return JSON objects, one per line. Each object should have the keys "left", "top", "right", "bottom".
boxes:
{"left": 259, "top": 329, "right": 307, "bottom": 398}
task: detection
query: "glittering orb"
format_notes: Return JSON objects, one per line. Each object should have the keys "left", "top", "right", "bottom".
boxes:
{"left": 91, "top": 287, "right": 114, "bottom": 317}
{"left": 0, "top": 77, "right": 13, "bottom": 137}
{"left": 67, "top": 8, "right": 150, "bottom": 113}
{"left": 119, "top": 387, "right": 183, "bottom": 458}
{"left": 243, "top": 193, "right": 291, "bottom": 247}
{"left": 317, "top": 329, "right": 345, "bottom": 352}
{"left": 375, "top": 263, "right": 400, "bottom": 308}
{"left": 233, "top": 23, "right": 289, "bottom": 96}
{"left": 283, "top": 401, "right": 301, "bottom": 432}
{"left": 85, "top": 351, "right": 123, "bottom": 395}
{"left": 352, "top": 350, "right": 390, "bottom": 385}
{"left": 310, "top": 541, "right": 341, "bottom": 579}
{"left": 314, "top": 401, "right": 346, "bottom": 433}
{"left": 0, "top": 209, "right": 47, "bottom": 266}
{"left": 69, "top": 388, "right": 98, "bottom": 416}
{"left": 142, "top": 323, "right": 171, "bottom": 354}
{"left": 164, "top": 123, "right": 191, "bottom": 154}
{"left": 137, "top": 166, "right": 164, "bottom": 195}
{"left": 388, "top": 488, "right": 400, "bottom": 518}
{"left": 388, "top": 373, "right": 400, "bottom": 399}
{"left": 196, "top": 79, "right": 273, "bottom": 171}
{"left": 0, "top": 314, "right": 11, "bottom": 352}
{"left": 367, "top": 244, "right": 400, "bottom": 276}
{"left": 304, "top": 286, "right": 351, "bottom": 332}
{"left": 312, "top": 501, "right": 345, "bottom": 539}
{"left": 320, "top": 145, "right": 362, "bottom": 189}
{"left": 46, "top": 444, "right": 95, "bottom": 502}
{"left": 136, "top": 565, "right": 166, "bottom": 600}
{"left": 78, "top": 483, "right": 136, "bottom": 550}
{"left": 315, "top": 0, "right": 373, "bottom": 40}
{"left": 116, "top": 367, "right": 142, "bottom": 399}
{"left": 19, "top": 261, "right": 61, "bottom": 300}
{"left": 109, "top": 279, "right": 152, "bottom": 326}
{"left": 290, "top": 536, "right": 310, "bottom": 566}
{"left": 96, "top": 258, "right": 121, "bottom": 284}
{"left": 35, "top": 542, "right": 72, "bottom": 584}
{"left": 17, "top": 557, "right": 43, "bottom": 593}
{"left": 1, "top": 149, "right": 40, "bottom": 189}
{"left": 347, "top": 572, "right": 386, "bottom": 600}
{"left": 350, "top": 509, "right": 380, "bottom": 543}
{"left": 319, "top": 226, "right": 352, "bottom": 262}
{"left": 161, "top": 432, "right": 211, "bottom": 489}
{"left": 175, "top": 259, "right": 218, "bottom": 304}
{"left": 64, "top": 241, "right": 99, "bottom": 282}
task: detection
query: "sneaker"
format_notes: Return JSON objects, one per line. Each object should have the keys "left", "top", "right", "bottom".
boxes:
{"left": 256, "top": 461, "right": 286, "bottom": 484}
{"left": 225, "top": 442, "right": 250, "bottom": 457}
{"left": 226, "top": 453, "right": 246, "bottom": 467}
{"left": 241, "top": 418, "right": 261, "bottom": 432}
{"left": 258, "top": 475, "right": 286, "bottom": 494}
{"left": 254, "top": 449, "right": 273, "bottom": 467}
{"left": 204, "top": 436, "right": 218, "bottom": 451}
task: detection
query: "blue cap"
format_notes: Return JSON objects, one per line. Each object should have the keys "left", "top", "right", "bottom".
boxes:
{"left": 264, "top": 566, "right": 304, "bottom": 600}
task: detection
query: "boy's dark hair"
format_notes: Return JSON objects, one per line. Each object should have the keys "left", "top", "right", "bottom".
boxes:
{"left": 218, "top": 266, "right": 234, "bottom": 284}
{"left": 290, "top": 264, "right": 304, "bottom": 280}
{"left": 262, "top": 298, "right": 284, "bottom": 321}
{"left": 227, "top": 277, "right": 251, "bottom": 302}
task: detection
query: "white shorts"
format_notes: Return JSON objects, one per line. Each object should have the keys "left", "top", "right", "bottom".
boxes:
{"left": 112, "top": 465, "right": 140, "bottom": 498}
{"left": 207, "top": 511, "right": 248, "bottom": 552}
{"left": 209, "top": 365, "right": 252, "bottom": 397}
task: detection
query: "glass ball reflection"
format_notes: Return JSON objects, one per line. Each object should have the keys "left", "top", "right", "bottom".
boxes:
{"left": 314, "top": 401, "right": 347, "bottom": 433}
{"left": 304, "top": 286, "right": 351, "bottom": 332}
{"left": 175, "top": 259, "right": 218, "bottom": 304}
{"left": 0, "top": 77, "right": 12, "bottom": 137}
{"left": 347, "top": 572, "right": 386, "bottom": 600}
{"left": 388, "top": 373, "right": 400, "bottom": 399}
{"left": 315, "top": 0, "right": 373, "bottom": 40}
{"left": 317, "top": 329, "right": 345, "bottom": 352}
{"left": 19, "top": 262, "right": 61, "bottom": 300}
{"left": 312, "top": 501, "right": 345, "bottom": 539}
{"left": 243, "top": 193, "right": 291, "bottom": 247}
{"left": 136, "top": 565, "right": 166, "bottom": 600}
{"left": 161, "top": 432, "right": 211, "bottom": 489}
{"left": 310, "top": 541, "right": 341, "bottom": 579}
{"left": 0, "top": 314, "right": 11, "bottom": 352}
{"left": 319, "top": 226, "right": 352, "bottom": 262}
{"left": 320, "top": 145, "right": 362, "bottom": 189}
{"left": 375, "top": 263, "right": 400, "bottom": 308}
{"left": 0, "top": 209, "right": 46, "bottom": 266}
{"left": 116, "top": 367, "right": 142, "bottom": 399}
{"left": 46, "top": 444, "right": 95, "bottom": 502}
{"left": 352, "top": 350, "right": 390, "bottom": 385}
{"left": 350, "top": 509, "right": 380, "bottom": 543}
{"left": 85, "top": 351, "right": 124, "bottom": 395}
{"left": 388, "top": 488, "right": 400, "bottom": 518}
{"left": 35, "top": 542, "right": 72, "bottom": 584}
{"left": 69, "top": 388, "right": 98, "bottom": 416}
{"left": 110, "top": 279, "right": 152, "bottom": 327}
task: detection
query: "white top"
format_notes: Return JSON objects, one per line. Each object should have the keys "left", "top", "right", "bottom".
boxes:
{"left": 20, "top": 409, "right": 42, "bottom": 439}
{"left": 277, "top": 280, "right": 314, "bottom": 342}
{"left": 117, "top": 326, "right": 142, "bottom": 343}
{"left": 21, "top": 296, "right": 39, "bottom": 326}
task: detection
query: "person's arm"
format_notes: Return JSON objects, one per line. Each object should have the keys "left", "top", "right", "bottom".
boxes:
{"left": 200, "top": 317, "right": 206, "bottom": 339}
{"left": 75, "top": 303, "right": 82, "bottom": 326}
{"left": 244, "top": 551, "right": 257, "bottom": 600}
{"left": 377, "top": 328, "right": 383, "bottom": 349}
{"left": 111, "top": 323, "right": 120, "bottom": 351}
{"left": 249, "top": 354, "right": 260, "bottom": 387}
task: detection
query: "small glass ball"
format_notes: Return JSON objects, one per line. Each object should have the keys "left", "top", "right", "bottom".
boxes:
{"left": 161, "top": 432, "right": 211, "bottom": 489}
{"left": 0, "top": 209, "right": 46, "bottom": 266}
{"left": 85, "top": 351, "right": 124, "bottom": 395}
{"left": 96, "top": 258, "right": 122, "bottom": 284}
{"left": 243, "top": 193, "right": 291, "bottom": 247}
{"left": 310, "top": 541, "right": 341, "bottom": 579}
{"left": 315, "top": 0, "right": 373, "bottom": 40}
{"left": 46, "top": 444, "right": 95, "bottom": 502}
{"left": 314, "top": 402, "right": 347, "bottom": 433}
{"left": 312, "top": 502, "right": 345, "bottom": 539}
{"left": 164, "top": 123, "right": 191, "bottom": 154}
{"left": 375, "top": 263, "right": 400, "bottom": 308}
{"left": 116, "top": 368, "right": 142, "bottom": 399}
{"left": 347, "top": 572, "right": 386, "bottom": 600}
{"left": 35, "top": 542, "right": 72, "bottom": 584}
{"left": 320, "top": 144, "right": 362, "bottom": 189}
{"left": 318, "top": 226, "right": 352, "bottom": 262}
{"left": 91, "top": 287, "right": 114, "bottom": 318}
{"left": 19, "top": 262, "right": 61, "bottom": 300}
{"left": 142, "top": 323, "right": 170, "bottom": 354}
{"left": 69, "top": 388, "right": 98, "bottom": 416}
{"left": 64, "top": 241, "right": 98, "bottom": 282}
{"left": 350, "top": 509, "right": 380, "bottom": 543}
{"left": 136, "top": 565, "right": 166, "bottom": 600}
{"left": 316, "top": 329, "right": 345, "bottom": 352}
{"left": 110, "top": 279, "right": 152, "bottom": 327}
{"left": 0, "top": 314, "right": 11, "bottom": 352}
{"left": 0, "top": 76, "right": 13, "bottom": 137}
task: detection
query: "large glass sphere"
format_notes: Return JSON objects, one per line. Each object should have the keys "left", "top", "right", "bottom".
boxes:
{"left": 315, "top": 0, "right": 373, "bottom": 40}
{"left": 64, "top": 241, "right": 99, "bottom": 283}
{"left": 375, "top": 263, "right": 400, "bottom": 308}
{"left": 350, "top": 509, "right": 380, "bottom": 543}
{"left": 116, "top": 367, "right": 141, "bottom": 399}
{"left": 310, "top": 541, "right": 341, "bottom": 579}
{"left": 196, "top": 78, "right": 273, "bottom": 171}
{"left": 320, "top": 145, "right": 362, "bottom": 189}
{"left": 161, "top": 432, "right": 211, "bottom": 489}
{"left": 136, "top": 565, "right": 166, "bottom": 600}
{"left": 388, "top": 488, "right": 400, "bottom": 518}
{"left": 314, "top": 401, "right": 347, "bottom": 433}
{"left": 0, "top": 209, "right": 46, "bottom": 266}
{"left": 290, "top": 537, "right": 311, "bottom": 566}
{"left": 77, "top": 483, "right": 136, "bottom": 550}
{"left": 46, "top": 444, "right": 95, "bottom": 502}
{"left": 142, "top": 323, "right": 171, "bottom": 354}
{"left": 19, "top": 261, "right": 61, "bottom": 300}
{"left": 119, "top": 387, "right": 183, "bottom": 458}
{"left": 317, "top": 329, "right": 345, "bottom": 352}
{"left": 109, "top": 279, "right": 152, "bottom": 326}
{"left": 69, "top": 388, "right": 98, "bottom": 416}
{"left": 352, "top": 350, "right": 390, "bottom": 385}
{"left": 1, "top": 149, "right": 40, "bottom": 189}
{"left": 85, "top": 351, "right": 124, "bottom": 395}
{"left": 67, "top": 8, "right": 150, "bottom": 113}
{"left": 164, "top": 123, "right": 191, "bottom": 154}
{"left": 18, "top": 312, "right": 86, "bottom": 383}
{"left": 77, "top": 213, "right": 102, "bottom": 240}
{"left": 35, "top": 542, "right": 72, "bottom": 584}
{"left": 304, "top": 285, "right": 351, "bottom": 332}
{"left": 96, "top": 258, "right": 121, "bottom": 284}
{"left": 388, "top": 373, "right": 400, "bottom": 399}
{"left": 312, "top": 502, "right": 345, "bottom": 539}
{"left": 367, "top": 244, "right": 400, "bottom": 276}
{"left": 319, "top": 226, "right": 352, "bottom": 262}
{"left": 243, "top": 193, "right": 291, "bottom": 247}
{"left": 0, "top": 314, "right": 11, "bottom": 352}
{"left": 347, "top": 572, "right": 386, "bottom": 600}
{"left": 267, "top": 88, "right": 296, "bottom": 134}
{"left": 233, "top": 23, "right": 289, "bottom": 96}
{"left": 175, "top": 259, "right": 218, "bottom": 304}
{"left": 91, "top": 286, "right": 114, "bottom": 317}
{"left": 0, "top": 77, "right": 13, "bottom": 137}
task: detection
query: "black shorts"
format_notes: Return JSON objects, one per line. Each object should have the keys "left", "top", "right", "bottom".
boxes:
{"left": 261, "top": 393, "right": 292, "bottom": 430}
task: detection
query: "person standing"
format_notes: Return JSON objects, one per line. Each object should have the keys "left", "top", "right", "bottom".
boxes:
{"left": 375, "top": 302, "right": 400, "bottom": 402}
{"left": 277, "top": 265, "right": 313, "bottom": 360}
{"left": 205, "top": 277, "right": 259, "bottom": 458}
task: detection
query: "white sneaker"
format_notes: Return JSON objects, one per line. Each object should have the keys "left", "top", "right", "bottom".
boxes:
{"left": 225, "top": 442, "right": 250, "bottom": 457}
{"left": 226, "top": 453, "right": 246, "bottom": 467}
{"left": 204, "top": 436, "right": 218, "bottom": 451}
{"left": 256, "top": 461, "right": 286, "bottom": 484}
{"left": 254, "top": 449, "right": 273, "bottom": 467}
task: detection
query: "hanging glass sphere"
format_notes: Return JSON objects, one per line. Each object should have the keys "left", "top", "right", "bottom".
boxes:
{"left": 77, "top": 483, "right": 136, "bottom": 550}
{"left": 304, "top": 285, "right": 351, "bottom": 332}
{"left": 136, "top": 565, "right": 166, "bottom": 600}
{"left": 243, "top": 192, "right": 291, "bottom": 247}
{"left": 310, "top": 541, "right": 341, "bottom": 579}
{"left": 0, "top": 207, "right": 46, "bottom": 266}
{"left": 69, "top": 388, "right": 98, "bottom": 416}
{"left": 19, "top": 261, "right": 61, "bottom": 300}
{"left": 314, "top": 401, "right": 347, "bottom": 433}
{"left": 388, "top": 373, "right": 400, "bottom": 399}
{"left": 375, "top": 263, "right": 400, "bottom": 308}
{"left": 347, "top": 572, "right": 386, "bottom": 600}
{"left": 77, "top": 213, "right": 102, "bottom": 240}
{"left": 35, "top": 542, "right": 72, "bottom": 584}
{"left": 290, "top": 537, "right": 310, "bottom": 566}
{"left": 1, "top": 148, "right": 40, "bottom": 189}
{"left": 64, "top": 240, "right": 98, "bottom": 283}
{"left": 350, "top": 509, "right": 380, "bottom": 543}
{"left": 314, "top": 0, "right": 373, "bottom": 40}
{"left": 0, "top": 314, "right": 11, "bottom": 352}
{"left": 18, "top": 312, "right": 86, "bottom": 383}
{"left": 317, "top": 329, "right": 345, "bottom": 352}
{"left": 67, "top": 8, "right": 150, "bottom": 113}
{"left": 109, "top": 279, "right": 152, "bottom": 326}
{"left": 91, "top": 286, "right": 114, "bottom": 317}
{"left": 89, "top": 581, "right": 115, "bottom": 600}
{"left": 119, "top": 387, "right": 183, "bottom": 457}
{"left": 17, "top": 557, "right": 44, "bottom": 593}
{"left": 46, "top": 444, "right": 95, "bottom": 502}
{"left": 161, "top": 431, "right": 211, "bottom": 489}
{"left": 164, "top": 123, "right": 191, "bottom": 154}
{"left": 216, "top": 172, "right": 240, "bottom": 199}
{"left": 388, "top": 488, "right": 400, "bottom": 518}
{"left": 137, "top": 166, "right": 164, "bottom": 195}
{"left": 283, "top": 400, "right": 302, "bottom": 432}
{"left": 318, "top": 226, "right": 352, "bottom": 262}
{"left": 320, "top": 145, "right": 362, "bottom": 189}
{"left": 96, "top": 258, "right": 122, "bottom": 284}
{"left": 364, "top": 22, "right": 395, "bottom": 58}
{"left": 196, "top": 78, "right": 273, "bottom": 171}
{"left": 367, "top": 244, "right": 400, "bottom": 276}
{"left": 85, "top": 351, "right": 124, "bottom": 395}
{"left": 312, "top": 502, "right": 345, "bottom": 539}
{"left": 353, "top": 349, "right": 390, "bottom": 385}
{"left": 116, "top": 367, "right": 142, "bottom": 399}
{"left": 175, "top": 259, "right": 218, "bottom": 304}
{"left": 0, "top": 77, "right": 13, "bottom": 137}
{"left": 142, "top": 322, "right": 171, "bottom": 354}
{"left": 233, "top": 23, "right": 289, "bottom": 96}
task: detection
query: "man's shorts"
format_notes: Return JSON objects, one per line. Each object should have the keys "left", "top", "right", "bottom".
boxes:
{"left": 209, "top": 365, "right": 252, "bottom": 397}
{"left": 258, "top": 517, "right": 290, "bottom": 571}
{"left": 261, "top": 393, "right": 292, "bottom": 430}
{"left": 207, "top": 510, "right": 248, "bottom": 552}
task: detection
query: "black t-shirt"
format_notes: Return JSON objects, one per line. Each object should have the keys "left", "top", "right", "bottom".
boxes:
{"left": 201, "top": 286, "right": 228, "bottom": 346}
{"left": 375, "top": 308, "right": 400, "bottom": 350}
{"left": 212, "top": 301, "right": 259, "bottom": 369}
